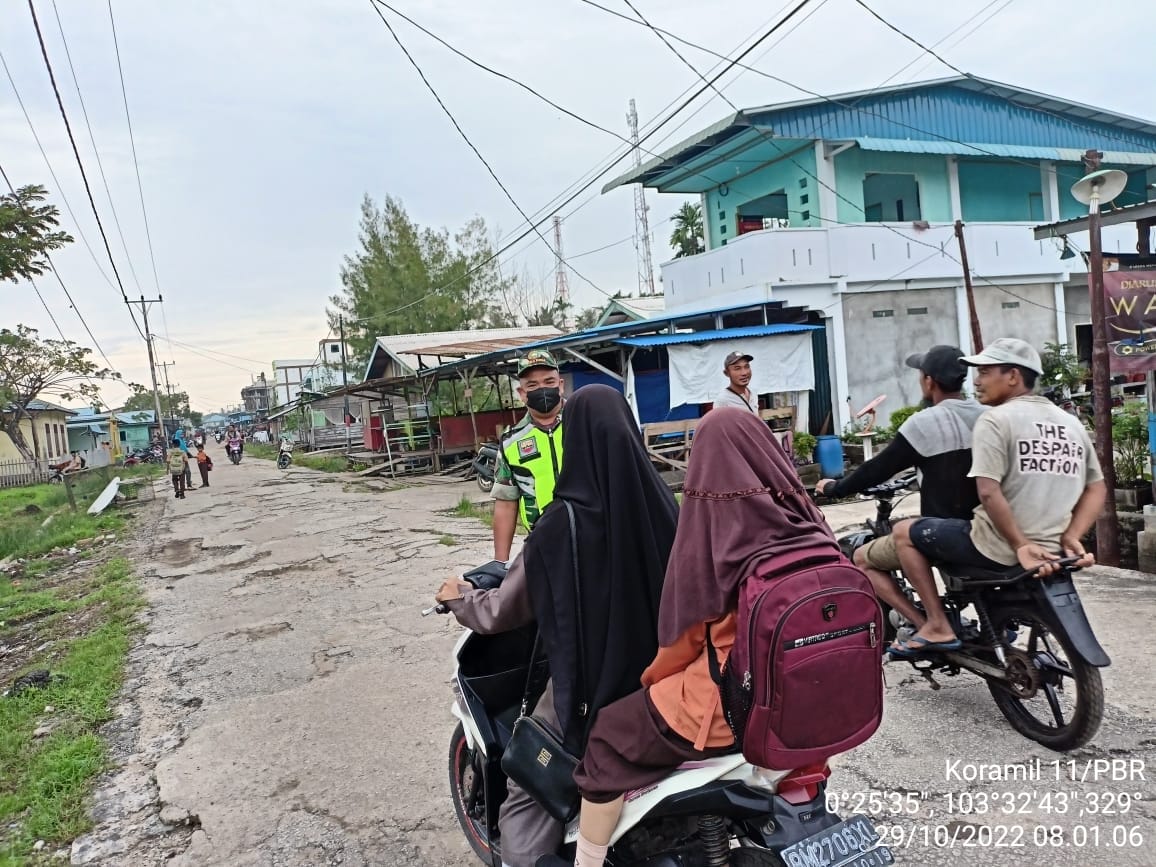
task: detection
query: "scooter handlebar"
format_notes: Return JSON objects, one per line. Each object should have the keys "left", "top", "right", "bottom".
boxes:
{"left": 1012, "top": 554, "right": 1086, "bottom": 582}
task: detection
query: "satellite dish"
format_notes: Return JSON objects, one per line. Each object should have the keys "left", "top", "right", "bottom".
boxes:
{"left": 854, "top": 394, "right": 887, "bottom": 434}
{"left": 1071, "top": 169, "right": 1128, "bottom": 207}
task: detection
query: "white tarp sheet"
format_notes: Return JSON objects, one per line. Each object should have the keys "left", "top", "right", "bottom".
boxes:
{"left": 667, "top": 333, "right": 815, "bottom": 409}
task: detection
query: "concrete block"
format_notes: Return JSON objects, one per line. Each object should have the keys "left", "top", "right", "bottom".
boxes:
{"left": 1138, "top": 530, "right": 1156, "bottom": 575}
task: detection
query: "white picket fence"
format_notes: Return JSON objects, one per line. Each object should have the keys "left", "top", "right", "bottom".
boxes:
{"left": 0, "top": 458, "right": 52, "bottom": 488}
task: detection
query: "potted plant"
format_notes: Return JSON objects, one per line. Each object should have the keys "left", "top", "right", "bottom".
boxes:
{"left": 1112, "top": 401, "right": 1152, "bottom": 511}
{"left": 792, "top": 432, "right": 821, "bottom": 486}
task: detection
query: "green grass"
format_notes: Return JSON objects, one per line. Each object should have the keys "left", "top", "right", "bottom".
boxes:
{"left": 246, "top": 442, "right": 350, "bottom": 474}
{"left": 453, "top": 495, "right": 494, "bottom": 527}
{"left": 0, "top": 558, "right": 143, "bottom": 863}
{"left": 0, "top": 467, "right": 161, "bottom": 562}
{"left": 438, "top": 534, "right": 457, "bottom": 546}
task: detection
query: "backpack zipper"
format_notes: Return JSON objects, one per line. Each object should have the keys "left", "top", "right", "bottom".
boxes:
{"left": 743, "top": 586, "right": 878, "bottom": 693}
{"left": 782, "top": 620, "right": 875, "bottom": 650}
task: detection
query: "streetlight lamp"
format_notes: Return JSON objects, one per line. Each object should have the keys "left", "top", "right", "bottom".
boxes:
{"left": 1071, "top": 152, "right": 1128, "bottom": 566}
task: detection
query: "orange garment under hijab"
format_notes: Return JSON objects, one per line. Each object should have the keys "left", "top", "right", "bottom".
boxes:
{"left": 642, "top": 612, "right": 736, "bottom": 751}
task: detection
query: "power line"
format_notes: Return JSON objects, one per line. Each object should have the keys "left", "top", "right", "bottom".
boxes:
{"left": 617, "top": 2, "right": 1091, "bottom": 319}
{"left": 888, "top": 0, "right": 1011, "bottom": 86}
{"left": 355, "top": 0, "right": 818, "bottom": 322}
{"left": 404, "top": 0, "right": 815, "bottom": 286}
{"left": 107, "top": 0, "right": 164, "bottom": 298}
{"left": 25, "top": 0, "right": 146, "bottom": 342}
{"left": 577, "top": 0, "right": 1068, "bottom": 178}
{"left": 48, "top": 0, "right": 145, "bottom": 295}
{"left": 851, "top": 0, "right": 1151, "bottom": 153}
{"left": 0, "top": 159, "right": 121, "bottom": 372}
{"left": 159, "top": 336, "right": 269, "bottom": 367}
{"left": 368, "top": 2, "right": 615, "bottom": 301}
{"left": 0, "top": 48, "right": 116, "bottom": 289}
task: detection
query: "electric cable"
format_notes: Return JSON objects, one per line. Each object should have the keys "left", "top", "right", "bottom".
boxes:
{"left": 357, "top": 0, "right": 819, "bottom": 322}
{"left": 0, "top": 48, "right": 116, "bottom": 290}
{"left": 157, "top": 336, "right": 270, "bottom": 368}
{"left": 621, "top": 1, "right": 1095, "bottom": 318}
{"left": 107, "top": 0, "right": 164, "bottom": 297}
{"left": 24, "top": 0, "right": 148, "bottom": 341}
{"left": 49, "top": 0, "right": 144, "bottom": 294}
{"left": 369, "top": 1, "right": 618, "bottom": 300}
{"left": 852, "top": 0, "right": 1152, "bottom": 153}
{"left": 0, "top": 159, "right": 122, "bottom": 371}
{"left": 578, "top": 0, "right": 1083, "bottom": 179}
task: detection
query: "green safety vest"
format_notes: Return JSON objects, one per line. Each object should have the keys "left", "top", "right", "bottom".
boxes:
{"left": 500, "top": 417, "right": 564, "bottom": 531}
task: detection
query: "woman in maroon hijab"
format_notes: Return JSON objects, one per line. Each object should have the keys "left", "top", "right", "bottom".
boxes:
{"left": 551, "top": 408, "right": 844, "bottom": 867}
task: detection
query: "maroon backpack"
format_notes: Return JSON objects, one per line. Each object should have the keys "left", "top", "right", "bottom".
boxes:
{"left": 707, "top": 554, "right": 884, "bottom": 768}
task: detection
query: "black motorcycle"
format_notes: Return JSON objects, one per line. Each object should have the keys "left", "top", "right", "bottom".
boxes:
{"left": 471, "top": 443, "right": 499, "bottom": 493}
{"left": 837, "top": 475, "right": 1109, "bottom": 751}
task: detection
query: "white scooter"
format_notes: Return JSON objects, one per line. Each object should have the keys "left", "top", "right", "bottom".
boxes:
{"left": 433, "top": 564, "right": 893, "bottom": 867}
{"left": 277, "top": 439, "right": 294, "bottom": 470}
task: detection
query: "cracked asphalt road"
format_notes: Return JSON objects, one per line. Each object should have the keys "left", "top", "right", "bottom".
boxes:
{"left": 75, "top": 453, "right": 1155, "bottom": 866}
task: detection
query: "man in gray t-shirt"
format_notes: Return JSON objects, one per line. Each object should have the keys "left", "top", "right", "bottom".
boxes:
{"left": 889, "top": 338, "right": 1105, "bottom": 656}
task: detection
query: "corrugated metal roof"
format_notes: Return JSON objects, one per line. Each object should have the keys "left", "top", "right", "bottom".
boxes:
{"left": 856, "top": 138, "right": 1156, "bottom": 166}
{"left": 607, "top": 76, "right": 1156, "bottom": 193}
{"left": 614, "top": 323, "right": 821, "bottom": 348}
{"left": 409, "top": 335, "right": 557, "bottom": 357}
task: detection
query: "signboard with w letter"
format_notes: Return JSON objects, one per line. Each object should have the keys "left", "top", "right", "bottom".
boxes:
{"left": 1104, "top": 269, "right": 1156, "bottom": 372}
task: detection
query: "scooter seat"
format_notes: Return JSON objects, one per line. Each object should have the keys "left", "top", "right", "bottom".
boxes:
{"left": 938, "top": 562, "right": 1023, "bottom": 582}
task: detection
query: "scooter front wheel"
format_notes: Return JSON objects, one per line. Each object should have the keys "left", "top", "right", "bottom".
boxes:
{"left": 448, "top": 722, "right": 499, "bottom": 864}
{"left": 476, "top": 474, "right": 494, "bottom": 493}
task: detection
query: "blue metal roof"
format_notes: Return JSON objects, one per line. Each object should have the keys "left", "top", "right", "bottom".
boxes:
{"left": 615, "top": 323, "right": 821, "bottom": 348}
{"left": 607, "top": 76, "right": 1156, "bottom": 193}
{"left": 855, "top": 138, "right": 1156, "bottom": 166}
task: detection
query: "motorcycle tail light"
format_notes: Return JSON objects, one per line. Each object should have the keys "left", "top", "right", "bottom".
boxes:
{"left": 776, "top": 762, "right": 830, "bottom": 805}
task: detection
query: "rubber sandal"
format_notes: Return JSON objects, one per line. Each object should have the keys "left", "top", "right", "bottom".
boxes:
{"left": 888, "top": 634, "right": 962, "bottom": 658}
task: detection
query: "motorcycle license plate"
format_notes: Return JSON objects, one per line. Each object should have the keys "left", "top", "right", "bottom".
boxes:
{"left": 779, "top": 815, "right": 893, "bottom": 867}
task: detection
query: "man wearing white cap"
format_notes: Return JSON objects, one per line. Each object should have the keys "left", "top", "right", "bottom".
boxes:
{"left": 889, "top": 337, "right": 1105, "bottom": 657}
{"left": 714, "top": 350, "right": 758, "bottom": 413}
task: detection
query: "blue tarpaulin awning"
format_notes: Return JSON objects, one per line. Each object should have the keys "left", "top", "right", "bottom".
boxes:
{"left": 614, "top": 323, "right": 821, "bottom": 348}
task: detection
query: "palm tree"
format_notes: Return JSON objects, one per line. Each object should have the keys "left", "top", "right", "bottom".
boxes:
{"left": 669, "top": 202, "right": 705, "bottom": 258}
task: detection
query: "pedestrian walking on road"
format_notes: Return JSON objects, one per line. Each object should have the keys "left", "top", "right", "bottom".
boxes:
{"left": 168, "top": 440, "right": 188, "bottom": 499}
{"left": 195, "top": 444, "right": 212, "bottom": 488}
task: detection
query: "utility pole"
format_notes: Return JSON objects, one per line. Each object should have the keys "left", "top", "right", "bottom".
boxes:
{"left": 1080, "top": 149, "right": 1121, "bottom": 566}
{"left": 552, "top": 216, "right": 571, "bottom": 328}
{"left": 339, "top": 317, "right": 351, "bottom": 451}
{"left": 953, "top": 220, "right": 983, "bottom": 353}
{"left": 157, "top": 359, "right": 177, "bottom": 424}
{"left": 627, "top": 98, "right": 656, "bottom": 297}
{"left": 125, "top": 295, "right": 168, "bottom": 450}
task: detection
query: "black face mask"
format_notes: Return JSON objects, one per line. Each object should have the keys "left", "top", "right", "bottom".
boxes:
{"left": 525, "top": 386, "right": 562, "bottom": 414}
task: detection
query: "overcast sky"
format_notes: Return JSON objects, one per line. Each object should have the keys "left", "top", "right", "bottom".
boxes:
{"left": 2, "top": 0, "right": 1150, "bottom": 412}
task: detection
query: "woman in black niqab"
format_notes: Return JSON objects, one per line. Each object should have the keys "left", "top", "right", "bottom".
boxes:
{"left": 522, "top": 384, "right": 679, "bottom": 750}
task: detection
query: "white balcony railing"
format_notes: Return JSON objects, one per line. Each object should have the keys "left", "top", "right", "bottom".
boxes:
{"left": 662, "top": 222, "right": 1141, "bottom": 312}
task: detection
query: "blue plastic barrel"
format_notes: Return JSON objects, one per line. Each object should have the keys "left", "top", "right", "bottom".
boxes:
{"left": 815, "top": 435, "right": 845, "bottom": 478}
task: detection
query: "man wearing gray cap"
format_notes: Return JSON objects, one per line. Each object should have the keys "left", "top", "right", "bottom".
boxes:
{"left": 714, "top": 350, "right": 758, "bottom": 413}
{"left": 890, "top": 338, "right": 1105, "bottom": 656}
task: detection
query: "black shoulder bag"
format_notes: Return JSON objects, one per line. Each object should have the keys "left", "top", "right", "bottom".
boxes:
{"left": 500, "top": 500, "right": 587, "bottom": 823}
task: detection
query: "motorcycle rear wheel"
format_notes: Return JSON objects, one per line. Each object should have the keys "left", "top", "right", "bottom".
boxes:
{"left": 986, "top": 605, "right": 1103, "bottom": 751}
{"left": 449, "top": 722, "right": 500, "bottom": 865}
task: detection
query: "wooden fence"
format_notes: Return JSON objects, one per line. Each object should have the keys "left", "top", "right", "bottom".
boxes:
{"left": 0, "top": 458, "right": 53, "bottom": 488}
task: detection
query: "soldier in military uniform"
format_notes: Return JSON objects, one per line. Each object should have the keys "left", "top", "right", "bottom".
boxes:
{"left": 491, "top": 349, "right": 565, "bottom": 561}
